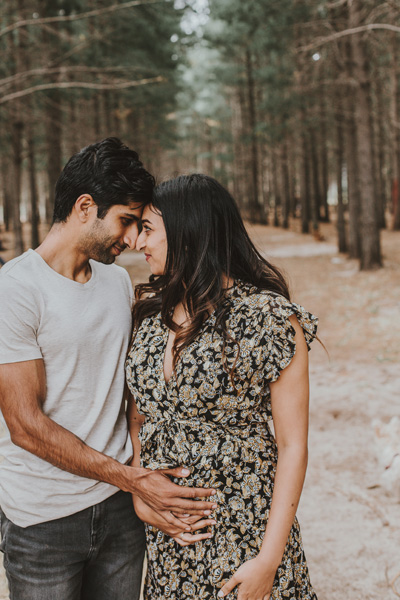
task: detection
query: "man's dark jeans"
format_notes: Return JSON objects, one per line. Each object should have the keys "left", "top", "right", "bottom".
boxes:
{"left": 0, "top": 491, "right": 146, "bottom": 600}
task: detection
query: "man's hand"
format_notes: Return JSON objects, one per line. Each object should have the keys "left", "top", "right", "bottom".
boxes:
{"left": 133, "top": 495, "right": 216, "bottom": 544}
{"left": 127, "top": 466, "right": 217, "bottom": 526}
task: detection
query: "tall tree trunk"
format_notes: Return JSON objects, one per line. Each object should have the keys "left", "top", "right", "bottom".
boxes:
{"left": 27, "top": 123, "right": 40, "bottom": 249}
{"left": 336, "top": 94, "right": 347, "bottom": 253}
{"left": 300, "top": 126, "right": 310, "bottom": 234}
{"left": 344, "top": 38, "right": 361, "bottom": 259}
{"left": 245, "top": 48, "right": 262, "bottom": 222}
{"left": 271, "top": 151, "right": 280, "bottom": 227}
{"left": 1, "top": 154, "right": 12, "bottom": 231}
{"left": 10, "top": 0, "right": 26, "bottom": 256}
{"left": 281, "top": 141, "right": 290, "bottom": 229}
{"left": 11, "top": 119, "right": 24, "bottom": 257}
{"left": 309, "top": 127, "right": 321, "bottom": 233}
{"left": 319, "top": 92, "right": 330, "bottom": 222}
{"left": 373, "top": 71, "right": 387, "bottom": 229}
{"left": 349, "top": 0, "right": 381, "bottom": 269}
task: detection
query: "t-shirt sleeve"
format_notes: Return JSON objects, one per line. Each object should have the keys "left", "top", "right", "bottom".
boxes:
{"left": 253, "top": 294, "right": 318, "bottom": 384}
{"left": 0, "top": 277, "right": 43, "bottom": 364}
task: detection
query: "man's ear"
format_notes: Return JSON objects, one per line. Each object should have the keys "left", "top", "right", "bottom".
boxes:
{"left": 74, "top": 194, "right": 96, "bottom": 223}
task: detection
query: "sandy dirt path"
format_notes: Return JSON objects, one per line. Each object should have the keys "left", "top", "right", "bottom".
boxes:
{"left": 1, "top": 222, "right": 399, "bottom": 599}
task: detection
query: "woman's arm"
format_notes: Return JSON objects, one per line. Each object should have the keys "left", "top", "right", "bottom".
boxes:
{"left": 219, "top": 315, "right": 310, "bottom": 599}
{"left": 127, "top": 392, "right": 216, "bottom": 545}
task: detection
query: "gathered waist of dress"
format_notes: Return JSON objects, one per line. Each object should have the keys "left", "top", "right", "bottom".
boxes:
{"left": 139, "top": 416, "right": 275, "bottom": 471}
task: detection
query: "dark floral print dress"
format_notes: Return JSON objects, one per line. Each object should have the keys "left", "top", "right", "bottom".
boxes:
{"left": 126, "top": 280, "right": 318, "bottom": 600}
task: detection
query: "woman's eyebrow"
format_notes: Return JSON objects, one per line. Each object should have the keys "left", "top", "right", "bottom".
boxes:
{"left": 141, "top": 218, "right": 152, "bottom": 225}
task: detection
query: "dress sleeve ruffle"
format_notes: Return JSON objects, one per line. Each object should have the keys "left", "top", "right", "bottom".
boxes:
{"left": 249, "top": 292, "right": 318, "bottom": 384}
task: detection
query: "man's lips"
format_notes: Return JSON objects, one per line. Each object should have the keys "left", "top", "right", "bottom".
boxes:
{"left": 144, "top": 253, "right": 151, "bottom": 261}
{"left": 113, "top": 244, "right": 125, "bottom": 255}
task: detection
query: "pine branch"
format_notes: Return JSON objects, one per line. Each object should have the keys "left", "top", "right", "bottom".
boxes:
{"left": 0, "top": 0, "right": 162, "bottom": 38}
{"left": 0, "top": 76, "right": 164, "bottom": 105}
{"left": 299, "top": 23, "right": 400, "bottom": 53}
{"left": 0, "top": 66, "right": 147, "bottom": 90}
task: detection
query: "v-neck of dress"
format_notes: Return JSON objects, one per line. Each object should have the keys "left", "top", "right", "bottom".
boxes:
{"left": 158, "top": 283, "right": 241, "bottom": 388}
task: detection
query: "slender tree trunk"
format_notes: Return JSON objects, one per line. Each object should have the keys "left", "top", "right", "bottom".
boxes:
{"left": 281, "top": 141, "right": 290, "bottom": 229}
{"left": 11, "top": 119, "right": 24, "bottom": 256}
{"left": 309, "top": 127, "right": 321, "bottom": 233}
{"left": 349, "top": 0, "right": 381, "bottom": 269}
{"left": 373, "top": 72, "right": 387, "bottom": 229}
{"left": 336, "top": 94, "right": 347, "bottom": 253}
{"left": 344, "top": 38, "right": 361, "bottom": 259}
{"left": 27, "top": 123, "right": 40, "bottom": 249}
{"left": 319, "top": 93, "right": 330, "bottom": 222}
{"left": 271, "top": 151, "right": 280, "bottom": 227}
{"left": 1, "top": 154, "right": 12, "bottom": 231}
{"left": 300, "top": 126, "right": 310, "bottom": 234}
{"left": 10, "top": 0, "right": 26, "bottom": 256}
{"left": 245, "top": 48, "right": 261, "bottom": 222}
{"left": 45, "top": 91, "right": 63, "bottom": 223}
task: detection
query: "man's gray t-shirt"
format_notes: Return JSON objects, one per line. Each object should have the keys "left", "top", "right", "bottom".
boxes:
{"left": 0, "top": 249, "right": 134, "bottom": 527}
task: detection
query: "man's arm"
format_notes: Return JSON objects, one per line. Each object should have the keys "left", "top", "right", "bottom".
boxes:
{"left": 0, "top": 359, "right": 216, "bottom": 521}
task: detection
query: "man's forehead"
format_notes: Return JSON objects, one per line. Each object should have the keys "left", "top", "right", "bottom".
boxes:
{"left": 114, "top": 203, "right": 144, "bottom": 216}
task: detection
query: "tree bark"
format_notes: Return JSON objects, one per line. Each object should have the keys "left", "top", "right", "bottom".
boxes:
{"left": 309, "top": 127, "right": 321, "bottom": 233}
{"left": 349, "top": 0, "right": 381, "bottom": 269}
{"left": 245, "top": 48, "right": 262, "bottom": 222}
{"left": 336, "top": 94, "right": 347, "bottom": 253}
{"left": 300, "top": 126, "right": 310, "bottom": 234}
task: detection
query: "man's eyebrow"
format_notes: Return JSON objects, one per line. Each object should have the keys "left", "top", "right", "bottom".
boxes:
{"left": 122, "top": 213, "right": 139, "bottom": 221}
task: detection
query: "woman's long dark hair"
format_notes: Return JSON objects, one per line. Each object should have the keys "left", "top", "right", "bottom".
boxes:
{"left": 133, "top": 174, "right": 290, "bottom": 369}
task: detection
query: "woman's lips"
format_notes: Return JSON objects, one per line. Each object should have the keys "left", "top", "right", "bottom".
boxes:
{"left": 145, "top": 254, "right": 151, "bottom": 262}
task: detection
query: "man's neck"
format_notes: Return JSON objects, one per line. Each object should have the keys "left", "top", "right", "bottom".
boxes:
{"left": 35, "top": 225, "right": 92, "bottom": 283}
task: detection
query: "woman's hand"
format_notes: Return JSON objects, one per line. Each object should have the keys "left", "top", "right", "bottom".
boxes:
{"left": 170, "top": 512, "right": 216, "bottom": 547}
{"left": 133, "top": 496, "right": 216, "bottom": 544}
{"left": 217, "top": 556, "right": 277, "bottom": 600}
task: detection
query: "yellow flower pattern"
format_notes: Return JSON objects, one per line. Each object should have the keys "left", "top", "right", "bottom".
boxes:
{"left": 126, "top": 281, "right": 318, "bottom": 600}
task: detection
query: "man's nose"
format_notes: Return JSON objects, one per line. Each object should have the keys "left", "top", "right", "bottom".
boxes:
{"left": 135, "top": 230, "right": 146, "bottom": 251}
{"left": 123, "top": 225, "right": 138, "bottom": 250}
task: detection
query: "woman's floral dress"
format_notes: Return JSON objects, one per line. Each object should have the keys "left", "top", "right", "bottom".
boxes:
{"left": 126, "top": 281, "right": 318, "bottom": 600}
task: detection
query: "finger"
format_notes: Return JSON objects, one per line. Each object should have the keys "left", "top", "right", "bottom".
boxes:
{"left": 179, "top": 513, "right": 210, "bottom": 525}
{"left": 167, "top": 500, "right": 218, "bottom": 516}
{"left": 174, "top": 531, "right": 213, "bottom": 546}
{"left": 190, "top": 518, "right": 217, "bottom": 532}
{"left": 161, "top": 511, "right": 192, "bottom": 531}
{"left": 218, "top": 575, "right": 238, "bottom": 598}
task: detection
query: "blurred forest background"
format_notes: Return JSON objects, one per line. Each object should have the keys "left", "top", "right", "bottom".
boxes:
{"left": 1, "top": 0, "right": 400, "bottom": 271}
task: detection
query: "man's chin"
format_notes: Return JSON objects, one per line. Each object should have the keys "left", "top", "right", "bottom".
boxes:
{"left": 91, "top": 252, "right": 116, "bottom": 265}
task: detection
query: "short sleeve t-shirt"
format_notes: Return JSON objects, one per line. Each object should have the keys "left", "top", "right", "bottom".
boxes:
{"left": 0, "top": 249, "right": 134, "bottom": 527}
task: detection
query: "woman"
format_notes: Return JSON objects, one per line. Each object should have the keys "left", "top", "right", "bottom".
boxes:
{"left": 126, "top": 174, "right": 318, "bottom": 600}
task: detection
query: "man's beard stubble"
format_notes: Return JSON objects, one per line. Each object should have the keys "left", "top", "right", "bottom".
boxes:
{"left": 78, "top": 219, "right": 120, "bottom": 264}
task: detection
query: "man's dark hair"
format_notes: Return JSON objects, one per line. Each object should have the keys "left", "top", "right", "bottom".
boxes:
{"left": 53, "top": 137, "right": 155, "bottom": 223}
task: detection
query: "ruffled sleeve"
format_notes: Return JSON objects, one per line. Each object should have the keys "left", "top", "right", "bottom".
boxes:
{"left": 250, "top": 292, "right": 318, "bottom": 384}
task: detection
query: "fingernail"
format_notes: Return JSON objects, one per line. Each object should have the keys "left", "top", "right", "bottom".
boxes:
{"left": 212, "top": 503, "right": 218, "bottom": 509}
{"left": 210, "top": 489, "right": 216, "bottom": 495}
{"left": 181, "top": 468, "right": 190, "bottom": 476}
{"left": 211, "top": 520, "right": 217, "bottom": 524}
{"left": 218, "top": 592, "right": 223, "bottom": 598}
{"left": 185, "top": 526, "right": 191, "bottom": 531}
{"left": 204, "top": 510, "right": 211, "bottom": 515}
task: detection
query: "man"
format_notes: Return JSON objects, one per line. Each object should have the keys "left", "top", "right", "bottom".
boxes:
{"left": 0, "top": 138, "right": 216, "bottom": 600}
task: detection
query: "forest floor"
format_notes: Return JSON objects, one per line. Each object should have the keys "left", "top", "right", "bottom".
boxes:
{"left": 0, "top": 219, "right": 399, "bottom": 600}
